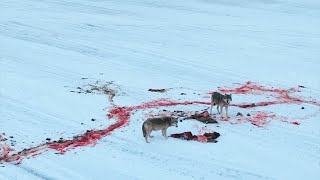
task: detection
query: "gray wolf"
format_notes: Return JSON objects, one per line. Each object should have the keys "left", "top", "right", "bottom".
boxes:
{"left": 142, "top": 117, "right": 178, "bottom": 143}
{"left": 210, "top": 92, "right": 232, "bottom": 117}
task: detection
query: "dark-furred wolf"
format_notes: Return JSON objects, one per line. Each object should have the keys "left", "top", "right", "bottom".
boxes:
{"left": 210, "top": 92, "right": 232, "bottom": 117}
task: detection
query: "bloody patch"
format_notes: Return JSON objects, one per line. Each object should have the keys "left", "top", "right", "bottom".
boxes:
{"left": 219, "top": 81, "right": 320, "bottom": 107}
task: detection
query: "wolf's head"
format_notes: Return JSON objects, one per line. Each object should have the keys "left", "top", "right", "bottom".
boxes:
{"left": 224, "top": 94, "right": 232, "bottom": 104}
{"left": 170, "top": 118, "right": 178, "bottom": 128}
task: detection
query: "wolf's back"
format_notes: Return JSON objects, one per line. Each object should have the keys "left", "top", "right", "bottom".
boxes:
{"left": 212, "top": 92, "right": 223, "bottom": 101}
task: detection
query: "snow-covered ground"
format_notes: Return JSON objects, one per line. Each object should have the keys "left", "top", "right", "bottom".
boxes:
{"left": 1, "top": 0, "right": 320, "bottom": 179}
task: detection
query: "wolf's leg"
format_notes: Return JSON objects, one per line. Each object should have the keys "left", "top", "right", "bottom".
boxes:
{"left": 210, "top": 103, "right": 213, "bottom": 115}
{"left": 149, "top": 134, "right": 154, "bottom": 138}
{"left": 145, "top": 130, "right": 150, "bottom": 143}
{"left": 217, "top": 105, "right": 220, "bottom": 114}
{"left": 162, "top": 129, "right": 167, "bottom": 139}
{"left": 220, "top": 106, "right": 223, "bottom": 117}
{"left": 226, "top": 106, "right": 229, "bottom": 118}
{"left": 164, "top": 129, "right": 167, "bottom": 139}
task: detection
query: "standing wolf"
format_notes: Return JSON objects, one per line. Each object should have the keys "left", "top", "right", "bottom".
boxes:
{"left": 142, "top": 117, "right": 178, "bottom": 143}
{"left": 210, "top": 92, "right": 232, "bottom": 117}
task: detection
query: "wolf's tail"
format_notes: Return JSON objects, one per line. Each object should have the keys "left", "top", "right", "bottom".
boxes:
{"left": 142, "top": 123, "right": 146, "bottom": 137}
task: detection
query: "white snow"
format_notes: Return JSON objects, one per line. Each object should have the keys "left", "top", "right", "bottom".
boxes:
{"left": 1, "top": 0, "right": 320, "bottom": 179}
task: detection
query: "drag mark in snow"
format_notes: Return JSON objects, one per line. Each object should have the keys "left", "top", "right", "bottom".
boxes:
{"left": 0, "top": 105, "right": 132, "bottom": 163}
{"left": 1, "top": 82, "right": 319, "bottom": 163}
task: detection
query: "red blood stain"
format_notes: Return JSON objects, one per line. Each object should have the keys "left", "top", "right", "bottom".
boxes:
{"left": 196, "top": 135, "right": 208, "bottom": 143}
{"left": 1, "top": 82, "right": 319, "bottom": 163}
{"left": 235, "top": 111, "right": 275, "bottom": 127}
{"left": 0, "top": 144, "right": 14, "bottom": 161}
{"left": 291, "top": 121, "right": 301, "bottom": 125}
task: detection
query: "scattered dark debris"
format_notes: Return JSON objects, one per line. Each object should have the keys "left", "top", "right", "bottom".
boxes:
{"left": 170, "top": 131, "right": 220, "bottom": 143}
{"left": 301, "top": 107, "right": 305, "bottom": 109}
{"left": 9, "top": 136, "right": 13, "bottom": 139}
{"left": 99, "top": 73, "right": 104, "bottom": 75}
{"left": 174, "top": 110, "right": 183, "bottom": 113}
{"left": 69, "top": 81, "right": 119, "bottom": 103}
{"left": 236, "top": 112, "right": 243, "bottom": 116}
{"left": 180, "top": 93, "right": 187, "bottom": 95}
{"left": 148, "top": 88, "right": 166, "bottom": 93}
{"left": 46, "top": 138, "right": 51, "bottom": 141}
{"left": 81, "top": 123, "right": 84, "bottom": 125}
{"left": 162, "top": 109, "right": 167, "bottom": 111}
{"left": 239, "top": 103, "right": 256, "bottom": 108}
{"left": 91, "top": 118, "right": 96, "bottom": 121}
{"left": 247, "top": 113, "right": 251, "bottom": 116}
{"left": 298, "top": 85, "right": 306, "bottom": 88}
{"left": 81, "top": 77, "right": 88, "bottom": 80}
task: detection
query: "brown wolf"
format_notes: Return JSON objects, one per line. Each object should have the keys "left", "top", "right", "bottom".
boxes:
{"left": 142, "top": 117, "right": 178, "bottom": 143}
